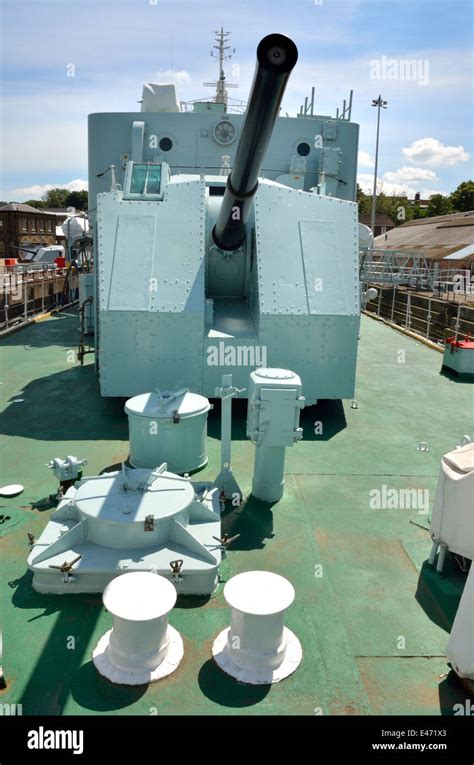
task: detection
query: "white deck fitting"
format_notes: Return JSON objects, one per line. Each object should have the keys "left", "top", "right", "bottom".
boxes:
{"left": 0, "top": 484, "right": 24, "bottom": 496}
{"left": 125, "top": 390, "right": 211, "bottom": 473}
{"left": 442, "top": 341, "right": 474, "bottom": 375}
{"left": 93, "top": 572, "right": 183, "bottom": 685}
{"left": 247, "top": 368, "right": 304, "bottom": 503}
{"left": 28, "top": 469, "right": 222, "bottom": 595}
{"left": 447, "top": 563, "right": 474, "bottom": 679}
{"left": 212, "top": 570, "right": 302, "bottom": 684}
{"left": 429, "top": 443, "right": 474, "bottom": 571}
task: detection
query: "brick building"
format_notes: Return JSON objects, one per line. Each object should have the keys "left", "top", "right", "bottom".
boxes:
{"left": 359, "top": 212, "right": 396, "bottom": 238}
{"left": 0, "top": 203, "right": 59, "bottom": 259}
{"left": 373, "top": 211, "right": 474, "bottom": 273}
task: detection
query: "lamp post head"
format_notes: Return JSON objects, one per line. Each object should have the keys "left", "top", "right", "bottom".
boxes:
{"left": 372, "top": 95, "right": 388, "bottom": 108}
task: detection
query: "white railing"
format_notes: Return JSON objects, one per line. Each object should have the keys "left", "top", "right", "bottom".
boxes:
{"left": 1, "top": 266, "right": 79, "bottom": 332}
{"left": 363, "top": 284, "right": 471, "bottom": 345}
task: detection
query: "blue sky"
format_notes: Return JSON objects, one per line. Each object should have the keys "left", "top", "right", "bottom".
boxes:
{"left": 1, "top": 0, "right": 472, "bottom": 201}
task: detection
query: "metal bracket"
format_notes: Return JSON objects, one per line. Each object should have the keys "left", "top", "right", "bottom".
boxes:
{"left": 214, "top": 374, "right": 244, "bottom": 499}
{"left": 48, "top": 554, "right": 82, "bottom": 583}
{"left": 170, "top": 559, "right": 183, "bottom": 583}
{"left": 144, "top": 515, "right": 155, "bottom": 532}
{"left": 294, "top": 427, "right": 304, "bottom": 441}
{"left": 212, "top": 533, "right": 240, "bottom": 552}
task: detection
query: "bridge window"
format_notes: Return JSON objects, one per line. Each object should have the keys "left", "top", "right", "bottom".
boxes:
{"left": 128, "top": 163, "right": 162, "bottom": 197}
{"left": 145, "top": 166, "right": 162, "bottom": 194}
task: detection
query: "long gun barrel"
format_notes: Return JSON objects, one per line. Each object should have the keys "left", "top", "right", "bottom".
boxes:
{"left": 212, "top": 33, "right": 298, "bottom": 251}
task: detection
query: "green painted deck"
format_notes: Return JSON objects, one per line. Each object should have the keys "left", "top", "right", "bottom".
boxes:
{"left": 0, "top": 309, "right": 472, "bottom": 715}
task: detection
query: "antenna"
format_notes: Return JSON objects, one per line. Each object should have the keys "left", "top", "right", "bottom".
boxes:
{"left": 299, "top": 86, "right": 316, "bottom": 117}
{"left": 335, "top": 89, "right": 353, "bottom": 120}
{"left": 203, "top": 27, "right": 238, "bottom": 110}
{"left": 298, "top": 87, "right": 353, "bottom": 121}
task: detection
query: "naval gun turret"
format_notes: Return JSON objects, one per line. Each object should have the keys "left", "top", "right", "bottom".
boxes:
{"left": 89, "top": 33, "right": 360, "bottom": 403}
{"left": 213, "top": 34, "right": 298, "bottom": 251}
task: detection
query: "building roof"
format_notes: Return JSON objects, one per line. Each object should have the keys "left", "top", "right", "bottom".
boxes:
{"left": 43, "top": 207, "right": 76, "bottom": 216}
{"left": 359, "top": 213, "right": 395, "bottom": 227}
{"left": 0, "top": 203, "right": 55, "bottom": 215}
{"left": 373, "top": 211, "right": 474, "bottom": 261}
{"left": 443, "top": 244, "right": 474, "bottom": 261}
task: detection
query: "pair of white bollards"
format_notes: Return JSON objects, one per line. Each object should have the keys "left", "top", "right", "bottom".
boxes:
{"left": 93, "top": 570, "right": 302, "bottom": 686}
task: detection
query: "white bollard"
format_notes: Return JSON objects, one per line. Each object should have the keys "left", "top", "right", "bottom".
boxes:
{"left": 212, "top": 570, "right": 302, "bottom": 684}
{"left": 93, "top": 572, "right": 183, "bottom": 685}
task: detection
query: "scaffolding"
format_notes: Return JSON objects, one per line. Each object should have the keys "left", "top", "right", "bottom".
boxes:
{"left": 360, "top": 248, "right": 472, "bottom": 296}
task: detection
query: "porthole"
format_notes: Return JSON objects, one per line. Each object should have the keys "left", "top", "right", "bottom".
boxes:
{"left": 297, "top": 142, "right": 311, "bottom": 157}
{"left": 159, "top": 137, "right": 173, "bottom": 152}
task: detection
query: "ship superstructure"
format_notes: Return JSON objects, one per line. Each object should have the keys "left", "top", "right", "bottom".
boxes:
{"left": 88, "top": 33, "right": 360, "bottom": 401}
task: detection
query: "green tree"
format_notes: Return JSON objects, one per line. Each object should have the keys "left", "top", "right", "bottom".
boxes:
{"left": 356, "top": 187, "right": 414, "bottom": 226}
{"left": 426, "top": 194, "right": 453, "bottom": 217}
{"left": 450, "top": 180, "right": 474, "bottom": 212}
{"left": 24, "top": 199, "right": 46, "bottom": 209}
{"left": 412, "top": 201, "right": 427, "bottom": 220}
{"left": 362, "top": 192, "right": 413, "bottom": 226}
{"left": 356, "top": 184, "right": 371, "bottom": 215}
{"left": 378, "top": 193, "right": 414, "bottom": 226}
{"left": 42, "top": 188, "right": 70, "bottom": 208}
{"left": 65, "top": 190, "right": 88, "bottom": 210}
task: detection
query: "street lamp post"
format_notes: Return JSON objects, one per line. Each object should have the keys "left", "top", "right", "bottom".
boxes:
{"left": 370, "top": 95, "right": 388, "bottom": 237}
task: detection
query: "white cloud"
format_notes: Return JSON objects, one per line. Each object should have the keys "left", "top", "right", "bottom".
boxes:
{"left": 358, "top": 151, "right": 375, "bottom": 168}
{"left": 358, "top": 173, "right": 380, "bottom": 193}
{"left": 2, "top": 179, "right": 88, "bottom": 202}
{"left": 358, "top": 173, "right": 406, "bottom": 195}
{"left": 402, "top": 137, "right": 470, "bottom": 167}
{"left": 357, "top": 173, "right": 448, "bottom": 199}
{"left": 383, "top": 166, "right": 438, "bottom": 183}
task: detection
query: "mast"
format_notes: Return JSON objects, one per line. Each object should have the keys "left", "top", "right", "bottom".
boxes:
{"left": 203, "top": 27, "right": 238, "bottom": 110}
